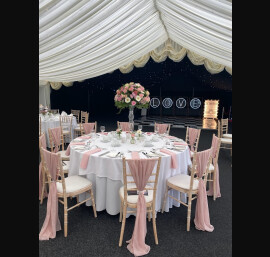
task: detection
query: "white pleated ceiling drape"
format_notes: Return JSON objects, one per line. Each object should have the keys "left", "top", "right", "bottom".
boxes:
{"left": 39, "top": 0, "right": 232, "bottom": 89}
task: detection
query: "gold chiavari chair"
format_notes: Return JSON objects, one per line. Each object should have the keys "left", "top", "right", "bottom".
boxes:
{"left": 207, "top": 134, "right": 221, "bottom": 200}
{"left": 218, "top": 120, "right": 232, "bottom": 156}
{"left": 80, "top": 122, "right": 97, "bottom": 135}
{"left": 40, "top": 147, "right": 97, "bottom": 237}
{"left": 119, "top": 157, "right": 161, "bottom": 246}
{"left": 48, "top": 127, "right": 70, "bottom": 161}
{"left": 154, "top": 122, "right": 171, "bottom": 135}
{"left": 74, "top": 111, "right": 89, "bottom": 137}
{"left": 59, "top": 115, "right": 73, "bottom": 143}
{"left": 185, "top": 127, "right": 201, "bottom": 158}
{"left": 71, "top": 109, "right": 80, "bottom": 123}
{"left": 221, "top": 118, "right": 232, "bottom": 139}
{"left": 162, "top": 149, "right": 212, "bottom": 231}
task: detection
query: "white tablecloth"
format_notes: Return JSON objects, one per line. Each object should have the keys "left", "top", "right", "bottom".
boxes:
{"left": 68, "top": 132, "right": 191, "bottom": 216}
{"left": 39, "top": 114, "right": 77, "bottom": 147}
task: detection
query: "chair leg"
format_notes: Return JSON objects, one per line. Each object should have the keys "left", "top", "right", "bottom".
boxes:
{"left": 64, "top": 198, "right": 68, "bottom": 237}
{"left": 119, "top": 199, "right": 123, "bottom": 222}
{"left": 119, "top": 203, "right": 127, "bottom": 247}
{"left": 76, "top": 196, "right": 79, "bottom": 204}
{"left": 147, "top": 207, "right": 151, "bottom": 222}
{"left": 90, "top": 189, "right": 97, "bottom": 218}
{"left": 152, "top": 207, "right": 158, "bottom": 245}
{"left": 162, "top": 184, "right": 169, "bottom": 213}
{"left": 213, "top": 170, "right": 216, "bottom": 201}
{"left": 187, "top": 194, "right": 192, "bottom": 232}
{"left": 40, "top": 172, "right": 46, "bottom": 204}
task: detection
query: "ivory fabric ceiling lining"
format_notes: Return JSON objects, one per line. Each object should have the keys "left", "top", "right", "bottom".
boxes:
{"left": 39, "top": 0, "right": 232, "bottom": 88}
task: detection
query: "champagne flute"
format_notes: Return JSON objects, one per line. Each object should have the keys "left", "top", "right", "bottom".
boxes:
{"left": 138, "top": 125, "right": 142, "bottom": 131}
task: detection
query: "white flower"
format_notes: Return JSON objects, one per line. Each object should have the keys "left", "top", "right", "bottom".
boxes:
{"left": 125, "top": 97, "right": 131, "bottom": 103}
{"left": 136, "top": 95, "right": 141, "bottom": 102}
{"left": 137, "top": 129, "right": 142, "bottom": 135}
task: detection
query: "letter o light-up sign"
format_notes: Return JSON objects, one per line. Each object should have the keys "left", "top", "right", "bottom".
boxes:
{"left": 162, "top": 98, "right": 173, "bottom": 108}
{"left": 150, "top": 98, "right": 160, "bottom": 108}
{"left": 190, "top": 98, "right": 201, "bottom": 109}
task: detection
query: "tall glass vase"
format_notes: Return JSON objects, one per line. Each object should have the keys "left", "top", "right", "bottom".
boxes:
{"left": 128, "top": 105, "right": 134, "bottom": 131}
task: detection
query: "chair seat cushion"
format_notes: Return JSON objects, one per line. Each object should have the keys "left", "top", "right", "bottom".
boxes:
{"left": 62, "top": 160, "right": 70, "bottom": 171}
{"left": 63, "top": 130, "right": 70, "bottom": 134}
{"left": 119, "top": 184, "right": 154, "bottom": 204}
{"left": 167, "top": 174, "right": 199, "bottom": 190}
{"left": 223, "top": 133, "right": 232, "bottom": 139}
{"left": 57, "top": 175, "right": 92, "bottom": 194}
{"left": 59, "top": 150, "right": 70, "bottom": 160}
{"left": 209, "top": 163, "right": 214, "bottom": 171}
{"left": 221, "top": 138, "right": 232, "bottom": 144}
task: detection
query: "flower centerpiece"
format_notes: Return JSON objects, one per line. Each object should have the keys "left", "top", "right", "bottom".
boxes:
{"left": 130, "top": 133, "right": 136, "bottom": 144}
{"left": 114, "top": 82, "right": 150, "bottom": 129}
{"left": 136, "top": 129, "right": 142, "bottom": 142}
{"left": 116, "top": 128, "right": 122, "bottom": 139}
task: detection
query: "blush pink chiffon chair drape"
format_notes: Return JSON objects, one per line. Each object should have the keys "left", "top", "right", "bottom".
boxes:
{"left": 50, "top": 127, "right": 62, "bottom": 152}
{"left": 156, "top": 123, "right": 168, "bottom": 134}
{"left": 207, "top": 135, "right": 221, "bottom": 198}
{"left": 126, "top": 153, "right": 157, "bottom": 256}
{"left": 82, "top": 123, "right": 95, "bottom": 134}
{"left": 39, "top": 134, "right": 47, "bottom": 200}
{"left": 119, "top": 122, "right": 130, "bottom": 131}
{"left": 39, "top": 149, "right": 62, "bottom": 240}
{"left": 194, "top": 149, "right": 214, "bottom": 232}
{"left": 188, "top": 128, "right": 199, "bottom": 152}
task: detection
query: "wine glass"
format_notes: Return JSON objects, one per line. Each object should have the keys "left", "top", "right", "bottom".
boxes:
{"left": 154, "top": 125, "right": 159, "bottom": 134}
{"left": 100, "top": 126, "right": 105, "bottom": 134}
{"left": 138, "top": 125, "right": 142, "bottom": 131}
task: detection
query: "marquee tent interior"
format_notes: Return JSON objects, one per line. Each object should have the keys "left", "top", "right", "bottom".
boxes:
{"left": 39, "top": 1, "right": 232, "bottom": 256}
{"left": 39, "top": 0, "right": 232, "bottom": 105}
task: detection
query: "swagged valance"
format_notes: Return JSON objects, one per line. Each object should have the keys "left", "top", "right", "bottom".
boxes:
{"left": 39, "top": 0, "right": 232, "bottom": 90}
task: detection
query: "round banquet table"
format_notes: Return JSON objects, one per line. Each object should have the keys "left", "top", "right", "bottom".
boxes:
{"left": 39, "top": 114, "right": 77, "bottom": 147}
{"left": 68, "top": 132, "right": 192, "bottom": 216}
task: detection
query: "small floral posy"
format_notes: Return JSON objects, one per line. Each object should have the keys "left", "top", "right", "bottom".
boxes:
{"left": 114, "top": 82, "right": 150, "bottom": 112}
{"left": 116, "top": 128, "right": 122, "bottom": 138}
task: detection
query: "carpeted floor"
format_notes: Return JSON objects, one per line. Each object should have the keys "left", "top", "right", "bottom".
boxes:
{"left": 39, "top": 120, "right": 232, "bottom": 257}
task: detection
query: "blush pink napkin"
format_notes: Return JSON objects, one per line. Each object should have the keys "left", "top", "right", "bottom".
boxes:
{"left": 50, "top": 127, "right": 61, "bottom": 152}
{"left": 166, "top": 136, "right": 176, "bottom": 139}
{"left": 173, "top": 142, "right": 188, "bottom": 146}
{"left": 79, "top": 135, "right": 91, "bottom": 139}
{"left": 146, "top": 132, "right": 154, "bottom": 135}
{"left": 80, "top": 148, "right": 102, "bottom": 169}
{"left": 119, "top": 122, "right": 130, "bottom": 131}
{"left": 126, "top": 153, "right": 157, "bottom": 256}
{"left": 65, "top": 142, "right": 85, "bottom": 156}
{"left": 194, "top": 149, "right": 214, "bottom": 232}
{"left": 100, "top": 132, "right": 108, "bottom": 135}
{"left": 82, "top": 123, "right": 95, "bottom": 134}
{"left": 39, "top": 134, "right": 47, "bottom": 200}
{"left": 156, "top": 123, "right": 168, "bottom": 134}
{"left": 39, "top": 148, "right": 61, "bottom": 240}
{"left": 207, "top": 135, "right": 221, "bottom": 198}
{"left": 188, "top": 128, "right": 199, "bottom": 152}
{"left": 160, "top": 149, "right": 178, "bottom": 169}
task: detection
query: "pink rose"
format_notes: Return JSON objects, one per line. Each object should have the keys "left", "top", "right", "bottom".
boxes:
{"left": 116, "top": 90, "right": 120, "bottom": 95}
{"left": 129, "top": 87, "right": 134, "bottom": 91}
{"left": 130, "top": 94, "right": 134, "bottom": 98}
{"left": 123, "top": 89, "right": 127, "bottom": 93}
{"left": 139, "top": 93, "right": 144, "bottom": 98}
{"left": 131, "top": 101, "right": 136, "bottom": 106}
{"left": 132, "top": 92, "right": 137, "bottom": 97}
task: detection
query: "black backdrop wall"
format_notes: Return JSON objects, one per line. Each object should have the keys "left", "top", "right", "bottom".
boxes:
{"left": 51, "top": 56, "right": 232, "bottom": 121}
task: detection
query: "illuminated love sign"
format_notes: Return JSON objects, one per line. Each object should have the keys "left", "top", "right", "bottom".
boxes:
{"left": 150, "top": 98, "right": 160, "bottom": 108}
{"left": 162, "top": 98, "right": 173, "bottom": 108}
{"left": 190, "top": 98, "right": 201, "bottom": 109}
{"left": 176, "top": 98, "right": 186, "bottom": 109}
